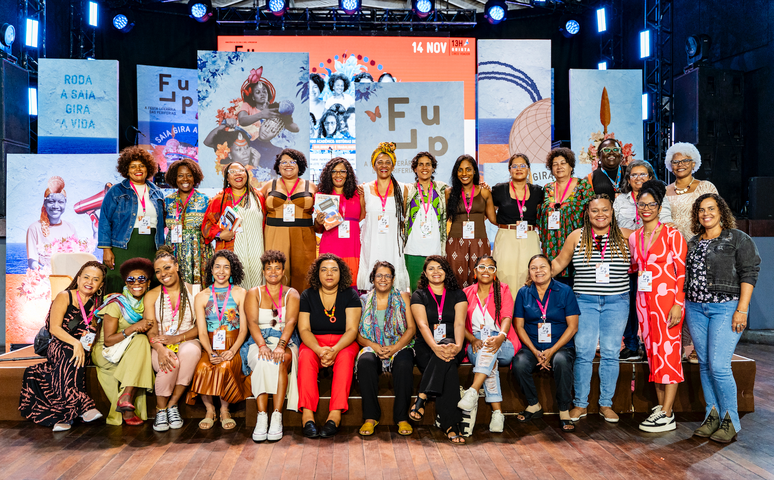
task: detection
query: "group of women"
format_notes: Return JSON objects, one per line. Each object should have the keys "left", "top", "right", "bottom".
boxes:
{"left": 19, "top": 141, "right": 759, "bottom": 446}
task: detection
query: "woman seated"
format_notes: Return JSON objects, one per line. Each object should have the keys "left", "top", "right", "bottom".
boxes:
{"left": 298, "top": 254, "right": 362, "bottom": 438}
{"left": 189, "top": 250, "right": 249, "bottom": 430}
{"left": 458, "top": 255, "right": 520, "bottom": 433}
{"left": 92, "top": 257, "right": 156, "bottom": 426}
{"left": 409, "top": 256, "right": 469, "bottom": 444}
{"left": 356, "top": 261, "right": 416, "bottom": 437}
{"left": 244, "top": 250, "right": 301, "bottom": 442}
{"left": 19, "top": 261, "right": 107, "bottom": 431}
{"left": 144, "top": 247, "right": 202, "bottom": 432}
{"left": 512, "top": 254, "right": 579, "bottom": 432}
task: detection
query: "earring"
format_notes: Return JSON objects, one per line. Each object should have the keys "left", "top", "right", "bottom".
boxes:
{"left": 229, "top": 276, "right": 233, "bottom": 284}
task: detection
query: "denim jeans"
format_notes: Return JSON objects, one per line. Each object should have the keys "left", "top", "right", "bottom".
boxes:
{"left": 465, "top": 331, "right": 515, "bottom": 403}
{"left": 623, "top": 273, "right": 641, "bottom": 351}
{"left": 685, "top": 300, "right": 743, "bottom": 432}
{"left": 574, "top": 292, "right": 629, "bottom": 408}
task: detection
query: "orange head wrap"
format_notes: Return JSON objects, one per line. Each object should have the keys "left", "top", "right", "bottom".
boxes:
{"left": 41, "top": 176, "right": 66, "bottom": 237}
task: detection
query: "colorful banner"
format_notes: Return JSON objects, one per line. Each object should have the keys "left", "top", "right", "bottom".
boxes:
{"left": 355, "top": 82, "right": 464, "bottom": 184}
{"left": 197, "top": 51, "right": 310, "bottom": 187}
{"left": 5, "top": 154, "right": 123, "bottom": 347}
{"left": 136, "top": 65, "right": 199, "bottom": 172}
{"left": 37, "top": 59, "right": 119, "bottom": 154}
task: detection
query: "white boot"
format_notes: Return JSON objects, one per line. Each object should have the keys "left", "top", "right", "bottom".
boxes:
{"left": 268, "top": 411, "right": 284, "bottom": 441}
{"left": 253, "top": 411, "right": 269, "bottom": 442}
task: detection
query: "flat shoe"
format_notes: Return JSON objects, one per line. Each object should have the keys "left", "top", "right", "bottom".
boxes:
{"left": 397, "top": 421, "right": 413, "bottom": 436}
{"left": 359, "top": 420, "right": 378, "bottom": 436}
{"left": 599, "top": 410, "right": 619, "bottom": 423}
{"left": 124, "top": 415, "right": 143, "bottom": 426}
{"left": 560, "top": 419, "right": 576, "bottom": 432}
{"left": 221, "top": 412, "right": 237, "bottom": 430}
{"left": 516, "top": 409, "right": 544, "bottom": 422}
{"left": 199, "top": 412, "right": 217, "bottom": 430}
{"left": 569, "top": 408, "right": 588, "bottom": 422}
{"left": 302, "top": 421, "right": 319, "bottom": 438}
{"left": 116, "top": 394, "right": 136, "bottom": 413}
{"left": 320, "top": 419, "right": 339, "bottom": 438}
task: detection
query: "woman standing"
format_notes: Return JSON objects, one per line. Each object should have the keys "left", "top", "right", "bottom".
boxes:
{"left": 629, "top": 180, "right": 687, "bottom": 433}
{"left": 19, "top": 261, "right": 107, "bottom": 431}
{"left": 315, "top": 157, "right": 362, "bottom": 285}
{"left": 297, "top": 254, "right": 362, "bottom": 438}
{"left": 358, "top": 142, "right": 409, "bottom": 292}
{"left": 99, "top": 146, "right": 166, "bottom": 294}
{"left": 189, "top": 251, "right": 249, "bottom": 430}
{"left": 409, "top": 256, "right": 469, "bottom": 444}
{"left": 403, "top": 152, "right": 448, "bottom": 292}
{"left": 92, "top": 257, "right": 155, "bottom": 426}
{"left": 685, "top": 194, "right": 760, "bottom": 443}
{"left": 537, "top": 148, "right": 594, "bottom": 285}
{"left": 445, "top": 155, "right": 497, "bottom": 289}
{"left": 144, "top": 247, "right": 202, "bottom": 432}
{"left": 491, "top": 154, "right": 544, "bottom": 297}
{"left": 458, "top": 256, "right": 519, "bottom": 433}
{"left": 356, "top": 261, "right": 416, "bottom": 437}
{"left": 26, "top": 176, "right": 78, "bottom": 270}
{"left": 260, "top": 148, "right": 317, "bottom": 291}
{"left": 551, "top": 195, "right": 631, "bottom": 424}
{"left": 202, "top": 162, "right": 265, "bottom": 289}
{"left": 244, "top": 250, "right": 301, "bottom": 442}
{"left": 164, "top": 158, "right": 212, "bottom": 287}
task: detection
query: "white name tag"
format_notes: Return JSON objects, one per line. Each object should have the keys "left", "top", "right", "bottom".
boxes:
{"left": 481, "top": 326, "right": 491, "bottom": 342}
{"left": 338, "top": 221, "right": 350, "bottom": 239}
{"left": 283, "top": 203, "right": 295, "bottom": 222}
{"left": 171, "top": 225, "right": 183, "bottom": 244}
{"left": 538, "top": 322, "right": 552, "bottom": 344}
{"left": 638, "top": 271, "right": 653, "bottom": 292}
{"left": 80, "top": 332, "right": 96, "bottom": 352}
{"left": 516, "top": 221, "right": 528, "bottom": 239}
{"left": 419, "top": 214, "right": 432, "bottom": 239}
{"left": 462, "top": 221, "right": 475, "bottom": 239}
{"left": 433, "top": 324, "right": 446, "bottom": 342}
{"left": 212, "top": 329, "right": 226, "bottom": 351}
{"left": 138, "top": 216, "right": 152, "bottom": 235}
{"left": 378, "top": 214, "right": 389, "bottom": 234}
{"left": 548, "top": 211, "right": 560, "bottom": 230}
{"left": 596, "top": 263, "right": 610, "bottom": 284}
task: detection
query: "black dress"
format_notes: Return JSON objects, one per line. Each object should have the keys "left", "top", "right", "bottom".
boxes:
{"left": 19, "top": 290, "right": 98, "bottom": 427}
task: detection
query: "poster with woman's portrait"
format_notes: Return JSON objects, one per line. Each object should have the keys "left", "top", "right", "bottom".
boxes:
{"left": 5, "top": 154, "right": 123, "bottom": 347}
{"left": 198, "top": 51, "right": 310, "bottom": 187}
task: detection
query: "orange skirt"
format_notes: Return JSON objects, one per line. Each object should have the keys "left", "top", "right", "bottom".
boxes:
{"left": 186, "top": 329, "right": 247, "bottom": 405}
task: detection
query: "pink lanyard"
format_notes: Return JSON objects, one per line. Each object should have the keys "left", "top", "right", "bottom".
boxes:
{"left": 475, "top": 288, "right": 493, "bottom": 328}
{"left": 597, "top": 227, "right": 611, "bottom": 261}
{"left": 131, "top": 182, "right": 147, "bottom": 215}
{"left": 429, "top": 287, "right": 446, "bottom": 320}
{"left": 553, "top": 180, "right": 573, "bottom": 208}
{"left": 76, "top": 291, "right": 96, "bottom": 327}
{"left": 163, "top": 286, "right": 181, "bottom": 320}
{"left": 211, "top": 284, "right": 232, "bottom": 325}
{"left": 510, "top": 181, "right": 527, "bottom": 220}
{"left": 175, "top": 190, "right": 195, "bottom": 221}
{"left": 282, "top": 178, "right": 301, "bottom": 200}
{"left": 265, "top": 284, "right": 284, "bottom": 324}
{"left": 632, "top": 192, "right": 640, "bottom": 225}
{"left": 376, "top": 181, "right": 392, "bottom": 212}
{"left": 536, "top": 289, "right": 551, "bottom": 321}
{"left": 638, "top": 223, "right": 661, "bottom": 269}
{"left": 232, "top": 189, "right": 248, "bottom": 208}
{"left": 462, "top": 185, "right": 476, "bottom": 219}
{"left": 418, "top": 182, "right": 432, "bottom": 217}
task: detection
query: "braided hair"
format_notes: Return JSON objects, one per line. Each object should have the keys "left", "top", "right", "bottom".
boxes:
{"left": 473, "top": 255, "right": 501, "bottom": 323}
{"left": 447, "top": 154, "right": 480, "bottom": 224}
{"left": 579, "top": 194, "right": 629, "bottom": 264}
{"left": 154, "top": 246, "right": 192, "bottom": 334}
{"left": 370, "top": 144, "right": 404, "bottom": 252}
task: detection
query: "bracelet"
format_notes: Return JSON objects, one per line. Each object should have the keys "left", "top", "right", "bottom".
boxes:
{"left": 258, "top": 343, "right": 267, "bottom": 348}
{"left": 736, "top": 309, "right": 748, "bottom": 315}
{"left": 121, "top": 329, "right": 128, "bottom": 338}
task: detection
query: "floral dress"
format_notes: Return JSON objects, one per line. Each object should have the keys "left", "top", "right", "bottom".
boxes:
{"left": 165, "top": 190, "right": 212, "bottom": 286}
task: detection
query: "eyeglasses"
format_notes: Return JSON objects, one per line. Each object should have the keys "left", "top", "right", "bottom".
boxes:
{"left": 125, "top": 276, "right": 148, "bottom": 284}
{"left": 601, "top": 147, "right": 622, "bottom": 154}
{"left": 636, "top": 202, "right": 659, "bottom": 210}
{"left": 279, "top": 160, "right": 297, "bottom": 166}
{"left": 475, "top": 265, "right": 497, "bottom": 273}
{"left": 331, "top": 170, "right": 348, "bottom": 176}
{"left": 228, "top": 168, "right": 245, "bottom": 174}
{"left": 374, "top": 274, "right": 393, "bottom": 280}
{"left": 630, "top": 173, "right": 650, "bottom": 179}
{"left": 671, "top": 158, "right": 693, "bottom": 166}
{"left": 510, "top": 164, "right": 529, "bottom": 170}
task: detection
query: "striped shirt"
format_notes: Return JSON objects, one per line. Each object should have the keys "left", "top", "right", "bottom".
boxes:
{"left": 571, "top": 230, "right": 630, "bottom": 295}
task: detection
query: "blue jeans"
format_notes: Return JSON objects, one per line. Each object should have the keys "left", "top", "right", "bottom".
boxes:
{"left": 466, "top": 331, "right": 515, "bottom": 403}
{"left": 685, "top": 300, "right": 743, "bottom": 432}
{"left": 574, "top": 293, "right": 629, "bottom": 408}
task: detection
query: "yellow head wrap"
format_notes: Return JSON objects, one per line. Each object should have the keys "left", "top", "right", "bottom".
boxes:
{"left": 370, "top": 142, "right": 397, "bottom": 167}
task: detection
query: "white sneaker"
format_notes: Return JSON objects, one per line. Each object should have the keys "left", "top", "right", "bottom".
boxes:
{"left": 457, "top": 387, "right": 479, "bottom": 411}
{"left": 268, "top": 411, "right": 283, "bottom": 441}
{"left": 52, "top": 422, "right": 71, "bottom": 432}
{"left": 81, "top": 409, "right": 103, "bottom": 423}
{"left": 253, "top": 412, "right": 269, "bottom": 442}
{"left": 639, "top": 405, "right": 676, "bottom": 433}
{"left": 489, "top": 410, "right": 505, "bottom": 433}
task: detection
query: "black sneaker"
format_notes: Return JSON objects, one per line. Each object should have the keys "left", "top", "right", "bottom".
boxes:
{"left": 619, "top": 347, "right": 640, "bottom": 361}
{"left": 153, "top": 409, "right": 170, "bottom": 432}
{"left": 167, "top": 405, "right": 183, "bottom": 429}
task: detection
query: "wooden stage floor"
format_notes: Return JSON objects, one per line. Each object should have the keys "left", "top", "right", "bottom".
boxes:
{"left": 1, "top": 343, "right": 772, "bottom": 480}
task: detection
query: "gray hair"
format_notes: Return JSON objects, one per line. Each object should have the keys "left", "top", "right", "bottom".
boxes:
{"left": 621, "top": 160, "right": 656, "bottom": 193}
{"left": 664, "top": 142, "right": 702, "bottom": 174}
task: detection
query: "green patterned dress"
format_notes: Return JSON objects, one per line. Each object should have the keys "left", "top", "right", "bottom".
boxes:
{"left": 164, "top": 190, "right": 212, "bottom": 286}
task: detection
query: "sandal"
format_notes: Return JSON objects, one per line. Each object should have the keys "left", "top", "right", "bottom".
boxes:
{"left": 516, "top": 408, "right": 544, "bottom": 422}
{"left": 116, "top": 392, "right": 136, "bottom": 412}
{"left": 359, "top": 420, "right": 379, "bottom": 436}
{"left": 445, "top": 426, "right": 466, "bottom": 444}
{"left": 199, "top": 411, "right": 217, "bottom": 430}
{"left": 560, "top": 418, "right": 576, "bottom": 432}
{"left": 221, "top": 410, "right": 237, "bottom": 430}
{"left": 397, "top": 421, "right": 413, "bottom": 436}
{"left": 124, "top": 415, "right": 143, "bottom": 426}
{"left": 409, "top": 396, "right": 427, "bottom": 422}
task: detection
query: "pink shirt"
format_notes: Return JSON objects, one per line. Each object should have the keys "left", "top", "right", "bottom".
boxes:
{"left": 463, "top": 283, "right": 521, "bottom": 352}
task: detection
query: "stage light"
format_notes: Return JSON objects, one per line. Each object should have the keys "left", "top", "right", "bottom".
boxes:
{"left": 1, "top": 23, "right": 15, "bottom": 48}
{"left": 640, "top": 29, "right": 651, "bottom": 58}
{"left": 29, "top": 87, "right": 37, "bottom": 116}
{"left": 112, "top": 12, "right": 134, "bottom": 33}
{"left": 88, "top": 2, "right": 98, "bottom": 27}
{"left": 596, "top": 7, "right": 606, "bottom": 33}
{"left": 339, "top": 0, "right": 361, "bottom": 14}
{"left": 560, "top": 18, "right": 580, "bottom": 38}
{"left": 24, "top": 18, "right": 38, "bottom": 48}
{"left": 642, "top": 93, "right": 649, "bottom": 121}
{"left": 188, "top": 0, "right": 213, "bottom": 22}
{"left": 598, "top": 61, "right": 607, "bottom": 70}
{"left": 484, "top": 0, "right": 507, "bottom": 25}
{"left": 413, "top": 0, "right": 435, "bottom": 18}
{"left": 267, "top": 0, "right": 288, "bottom": 16}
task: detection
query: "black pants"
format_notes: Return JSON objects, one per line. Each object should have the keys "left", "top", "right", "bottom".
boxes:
{"left": 357, "top": 348, "right": 414, "bottom": 423}
{"left": 414, "top": 342, "right": 464, "bottom": 431}
{"left": 623, "top": 273, "right": 641, "bottom": 351}
{"left": 512, "top": 347, "right": 575, "bottom": 412}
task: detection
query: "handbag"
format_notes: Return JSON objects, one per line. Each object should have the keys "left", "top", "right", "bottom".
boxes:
{"left": 102, "top": 331, "right": 137, "bottom": 363}
{"left": 34, "top": 316, "right": 84, "bottom": 357}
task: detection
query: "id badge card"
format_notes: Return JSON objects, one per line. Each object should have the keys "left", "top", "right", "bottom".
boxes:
{"left": 462, "top": 221, "right": 475, "bottom": 239}
{"left": 596, "top": 263, "right": 610, "bottom": 284}
{"left": 433, "top": 324, "right": 446, "bottom": 342}
{"left": 548, "top": 211, "right": 560, "bottom": 230}
{"left": 419, "top": 214, "right": 432, "bottom": 239}
{"left": 378, "top": 214, "right": 389, "bottom": 234}
{"left": 138, "top": 216, "right": 152, "bottom": 235}
{"left": 283, "top": 203, "right": 296, "bottom": 222}
{"left": 171, "top": 225, "right": 183, "bottom": 244}
{"left": 212, "top": 328, "right": 227, "bottom": 351}
{"left": 538, "top": 322, "right": 552, "bottom": 344}
{"left": 516, "top": 221, "right": 528, "bottom": 239}
{"left": 638, "top": 271, "right": 653, "bottom": 292}
{"left": 80, "top": 332, "right": 96, "bottom": 352}
{"left": 480, "top": 326, "right": 491, "bottom": 342}
{"left": 338, "top": 221, "right": 350, "bottom": 239}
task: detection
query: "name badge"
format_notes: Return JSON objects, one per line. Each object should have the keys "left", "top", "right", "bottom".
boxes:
{"left": 596, "top": 263, "right": 610, "bottom": 284}
{"left": 283, "top": 203, "right": 296, "bottom": 222}
{"left": 338, "top": 221, "right": 350, "bottom": 239}
{"left": 538, "top": 322, "right": 552, "bottom": 343}
{"left": 638, "top": 271, "right": 653, "bottom": 292}
{"left": 171, "top": 225, "right": 183, "bottom": 244}
{"left": 516, "top": 221, "right": 528, "bottom": 239}
{"left": 80, "top": 332, "right": 96, "bottom": 352}
{"left": 433, "top": 324, "right": 446, "bottom": 342}
{"left": 419, "top": 213, "right": 432, "bottom": 239}
{"left": 548, "top": 211, "right": 560, "bottom": 230}
{"left": 138, "top": 216, "right": 152, "bottom": 235}
{"left": 212, "top": 328, "right": 227, "bottom": 351}
{"left": 462, "top": 221, "right": 475, "bottom": 239}
{"left": 481, "top": 326, "right": 491, "bottom": 342}
{"left": 378, "top": 214, "right": 389, "bottom": 234}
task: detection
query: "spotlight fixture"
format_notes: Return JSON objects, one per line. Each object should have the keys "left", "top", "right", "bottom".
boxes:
{"left": 88, "top": 2, "right": 99, "bottom": 27}
{"left": 188, "top": 0, "right": 213, "bottom": 23}
{"left": 596, "top": 7, "right": 606, "bottom": 33}
{"left": 686, "top": 34, "right": 711, "bottom": 66}
{"left": 266, "top": 0, "right": 288, "bottom": 16}
{"left": 642, "top": 93, "right": 649, "bottom": 121}
{"left": 29, "top": 87, "right": 37, "bottom": 116}
{"left": 339, "top": 0, "right": 361, "bottom": 14}
{"left": 1, "top": 23, "right": 15, "bottom": 48}
{"left": 640, "top": 29, "right": 651, "bottom": 58}
{"left": 598, "top": 61, "right": 607, "bottom": 70}
{"left": 412, "top": 0, "right": 435, "bottom": 18}
{"left": 24, "top": 18, "right": 38, "bottom": 48}
{"left": 484, "top": 0, "right": 507, "bottom": 25}
{"left": 559, "top": 15, "right": 580, "bottom": 38}
{"left": 111, "top": 11, "right": 135, "bottom": 33}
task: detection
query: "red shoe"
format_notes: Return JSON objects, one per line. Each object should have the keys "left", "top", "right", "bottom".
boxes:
{"left": 124, "top": 415, "right": 143, "bottom": 426}
{"left": 116, "top": 393, "right": 136, "bottom": 412}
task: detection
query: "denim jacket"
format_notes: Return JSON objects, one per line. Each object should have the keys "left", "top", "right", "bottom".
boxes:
{"left": 98, "top": 179, "right": 166, "bottom": 249}
{"left": 686, "top": 228, "right": 761, "bottom": 296}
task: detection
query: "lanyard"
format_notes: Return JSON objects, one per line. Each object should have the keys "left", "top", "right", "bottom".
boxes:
{"left": 596, "top": 226, "right": 611, "bottom": 261}
{"left": 211, "top": 284, "right": 232, "bottom": 325}
{"left": 429, "top": 287, "right": 446, "bottom": 320}
{"left": 376, "top": 180, "right": 392, "bottom": 212}
{"left": 462, "top": 185, "right": 475, "bottom": 219}
{"left": 553, "top": 179, "right": 573, "bottom": 208}
{"left": 282, "top": 177, "right": 301, "bottom": 201}
{"left": 76, "top": 291, "right": 96, "bottom": 327}
{"left": 418, "top": 182, "right": 432, "bottom": 217}
{"left": 163, "top": 286, "right": 181, "bottom": 321}
{"left": 536, "top": 289, "right": 551, "bottom": 321}
{"left": 475, "top": 287, "right": 493, "bottom": 326}
{"left": 638, "top": 222, "right": 662, "bottom": 269}
{"left": 175, "top": 190, "right": 195, "bottom": 221}
{"left": 510, "top": 181, "right": 527, "bottom": 220}
{"left": 632, "top": 192, "right": 640, "bottom": 225}
{"left": 265, "top": 284, "right": 283, "bottom": 324}
{"left": 232, "top": 189, "right": 248, "bottom": 208}
{"left": 601, "top": 166, "right": 622, "bottom": 193}
{"left": 131, "top": 183, "right": 147, "bottom": 215}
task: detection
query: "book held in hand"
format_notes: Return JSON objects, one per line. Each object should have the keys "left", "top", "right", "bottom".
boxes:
{"left": 314, "top": 194, "right": 343, "bottom": 230}
{"left": 219, "top": 206, "right": 243, "bottom": 233}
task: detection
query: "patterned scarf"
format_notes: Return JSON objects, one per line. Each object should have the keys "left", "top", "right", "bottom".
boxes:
{"left": 405, "top": 182, "right": 444, "bottom": 242}
{"left": 359, "top": 287, "right": 413, "bottom": 347}
{"left": 96, "top": 286, "right": 145, "bottom": 324}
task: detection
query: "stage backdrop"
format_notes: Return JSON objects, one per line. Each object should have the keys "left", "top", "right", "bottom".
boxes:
{"left": 5, "top": 154, "right": 122, "bottom": 348}
{"left": 569, "top": 69, "right": 643, "bottom": 178}
{"left": 197, "top": 51, "right": 310, "bottom": 187}
{"left": 355, "top": 82, "right": 464, "bottom": 184}
{"left": 37, "top": 59, "right": 119, "bottom": 154}
{"left": 137, "top": 65, "right": 199, "bottom": 172}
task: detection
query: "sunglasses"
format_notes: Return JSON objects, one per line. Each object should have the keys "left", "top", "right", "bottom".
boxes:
{"left": 125, "top": 275, "right": 148, "bottom": 284}
{"left": 601, "top": 147, "right": 622, "bottom": 154}
{"left": 475, "top": 265, "right": 497, "bottom": 273}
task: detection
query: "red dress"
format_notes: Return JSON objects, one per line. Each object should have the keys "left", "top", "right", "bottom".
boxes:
{"left": 629, "top": 225, "right": 687, "bottom": 384}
